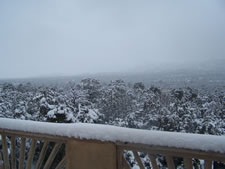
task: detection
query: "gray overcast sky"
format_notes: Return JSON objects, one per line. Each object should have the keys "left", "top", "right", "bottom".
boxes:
{"left": 0, "top": 0, "right": 225, "bottom": 78}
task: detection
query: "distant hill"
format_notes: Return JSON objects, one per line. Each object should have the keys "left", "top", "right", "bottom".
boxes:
{"left": 0, "top": 66, "right": 224, "bottom": 89}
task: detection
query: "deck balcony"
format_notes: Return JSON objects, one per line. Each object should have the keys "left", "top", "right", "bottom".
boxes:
{"left": 0, "top": 118, "right": 225, "bottom": 169}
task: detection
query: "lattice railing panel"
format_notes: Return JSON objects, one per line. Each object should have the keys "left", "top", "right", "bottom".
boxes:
{"left": 117, "top": 144, "right": 225, "bottom": 169}
{"left": 0, "top": 133, "right": 66, "bottom": 169}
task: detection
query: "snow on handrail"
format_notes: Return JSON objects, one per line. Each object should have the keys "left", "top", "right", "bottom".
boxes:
{"left": 0, "top": 118, "right": 225, "bottom": 153}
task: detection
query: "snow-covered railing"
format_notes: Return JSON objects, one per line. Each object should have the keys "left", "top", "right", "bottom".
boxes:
{"left": 0, "top": 118, "right": 225, "bottom": 169}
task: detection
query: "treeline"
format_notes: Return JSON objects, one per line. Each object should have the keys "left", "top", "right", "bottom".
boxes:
{"left": 0, "top": 78, "right": 224, "bottom": 135}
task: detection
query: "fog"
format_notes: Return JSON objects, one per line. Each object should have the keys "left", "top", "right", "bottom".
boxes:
{"left": 0, "top": 0, "right": 225, "bottom": 79}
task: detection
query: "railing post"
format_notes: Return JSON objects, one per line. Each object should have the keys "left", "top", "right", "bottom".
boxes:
{"left": 66, "top": 140, "right": 117, "bottom": 169}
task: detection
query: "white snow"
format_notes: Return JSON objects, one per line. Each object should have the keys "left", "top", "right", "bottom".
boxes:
{"left": 40, "top": 97, "right": 46, "bottom": 104}
{"left": 0, "top": 118, "right": 225, "bottom": 153}
{"left": 87, "top": 109, "right": 98, "bottom": 120}
{"left": 47, "top": 109, "right": 56, "bottom": 118}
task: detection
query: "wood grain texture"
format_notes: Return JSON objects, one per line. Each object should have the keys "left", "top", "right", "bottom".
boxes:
{"left": 25, "top": 139, "right": 37, "bottom": 169}
{"left": 19, "top": 138, "right": 26, "bottom": 169}
{"left": 2, "top": 135, "right": 10, "bottom": 169}
{"left": 204, "top": 160, "right": 212, "bottom": 169}
{"left": 166, "top": 156, "right": 175, "bottom": 169}
{"left": 148, "top": 153, "right": 159, "bottom": 169}
{"left": 0, "top": 151, "right": 4, "bottom": 169}
{"left": 35, "top": 141, "right": 49, "bottom": 169}
{"left": 1, "top": 126, "right": 225, "bottom": 169}
{"left": 55, "top": 157, "right": 66, "bottom": 169}
{"left": 43, "top": 143, "right": 62, "bottom": 169}
{"left": 184, "top": 158, "right": 192, "bottom": 169}
{"left": 66, "top": 140, "right": 117, "bottom": 169}
{"left": 10, "top": 136, "right": 16, "bottom": 169}
{"left": 133, "top": 151, "right": 144, "bottom": 169}
{"left": 117, "top": 143, "right": 225, "bottom": 163}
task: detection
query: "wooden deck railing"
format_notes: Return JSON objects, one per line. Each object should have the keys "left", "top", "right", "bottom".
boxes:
{"left": 0, "top": 118, "right": 225, "bottom": 169}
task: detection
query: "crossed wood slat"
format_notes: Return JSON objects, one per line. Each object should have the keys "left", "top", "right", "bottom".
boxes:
{"left": 0, "top": 134, "right": 65, "bottom": 169}
{"left": 1, "top": 130, "right": 225, "bottom": 169}
{"left": 116, "top": 143, "right": 225, "bottom": 169}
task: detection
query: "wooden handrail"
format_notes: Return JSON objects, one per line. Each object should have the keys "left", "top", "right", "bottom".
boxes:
{"left": 1, "top": 118, "right": 225, "bottom": 169}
